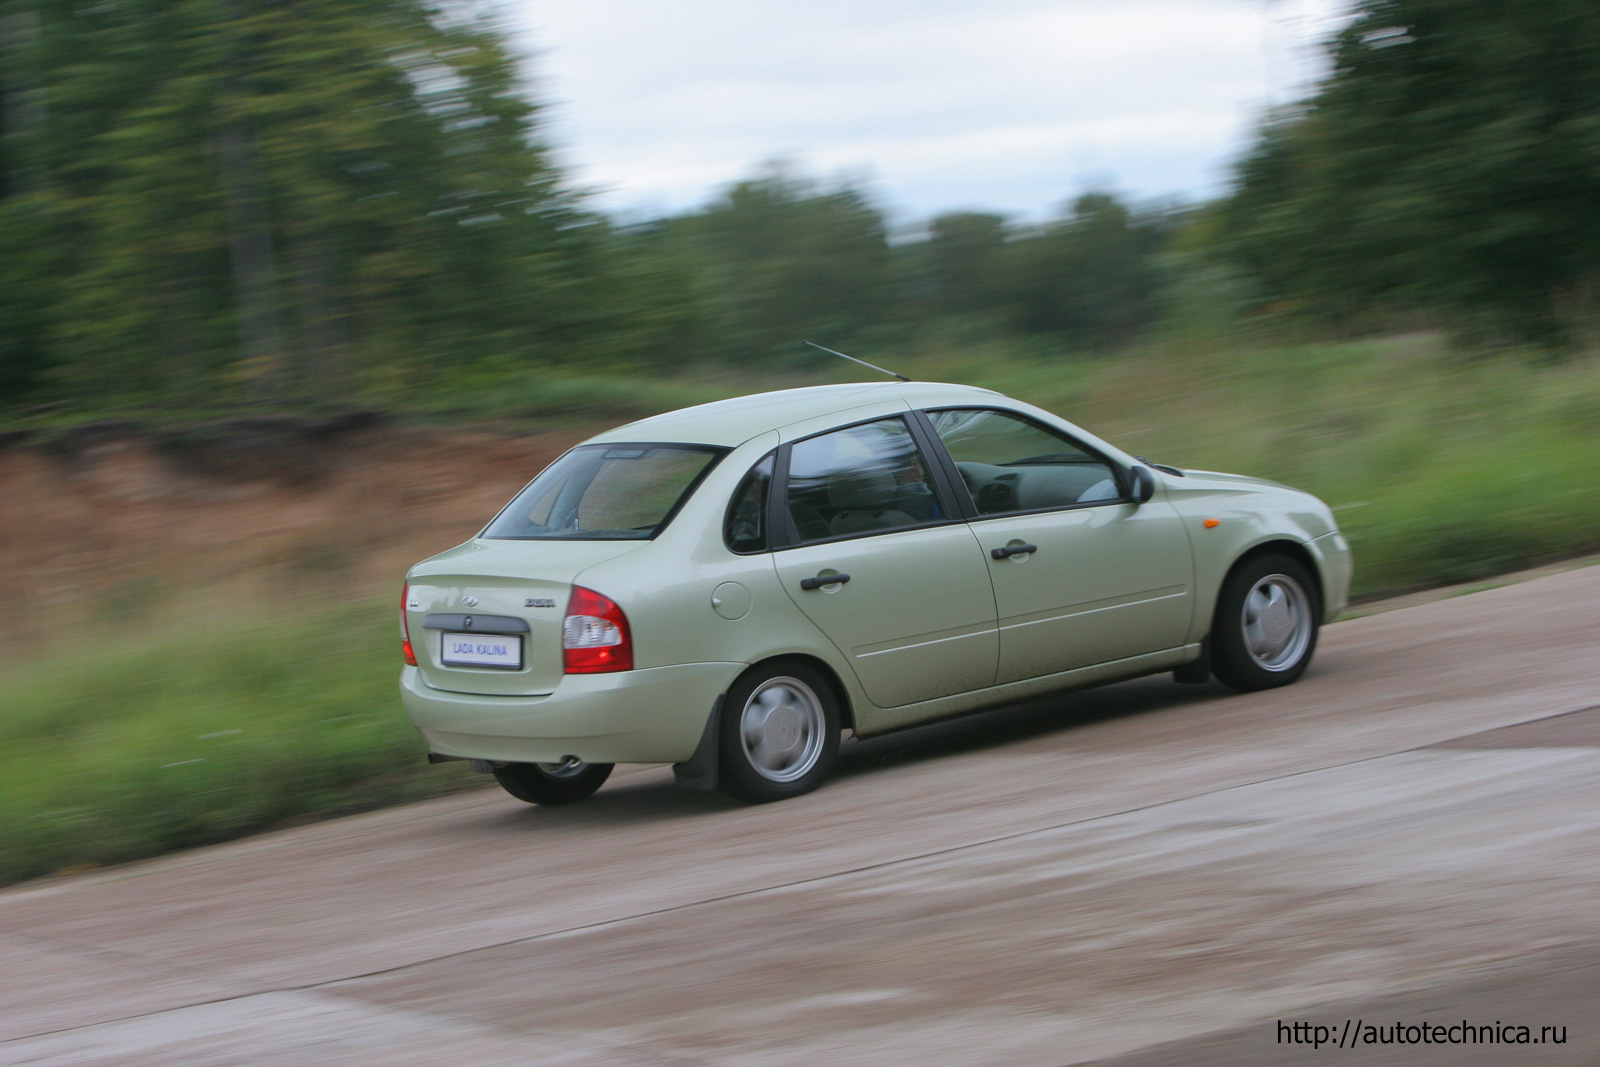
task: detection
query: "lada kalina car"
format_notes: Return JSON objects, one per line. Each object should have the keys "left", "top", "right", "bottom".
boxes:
{"left": 400, "top": 382, "right": 1352, "bottom": 805}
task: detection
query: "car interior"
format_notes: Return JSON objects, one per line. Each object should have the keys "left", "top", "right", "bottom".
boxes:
{"left": 778, "top": 412, "right": 1126, "bottom": 542}
{"left": 927, "top": 408, "right": 1122, "bottom": 515}
{"left": 953, "top": 460, "right": 1119, "bottom": 514}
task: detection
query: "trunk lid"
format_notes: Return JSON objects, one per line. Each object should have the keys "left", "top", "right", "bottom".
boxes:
{"left": 406, "top": 539, "right": 643, "bottom": 696}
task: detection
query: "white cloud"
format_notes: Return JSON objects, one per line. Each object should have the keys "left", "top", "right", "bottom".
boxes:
{"left": 509, "top": 0, "right": 1348, "bottom": 223}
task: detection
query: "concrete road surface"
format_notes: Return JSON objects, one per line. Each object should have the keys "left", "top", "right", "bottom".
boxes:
{"left": 3, "top": 565, "right": 1599, "bottom": 1066}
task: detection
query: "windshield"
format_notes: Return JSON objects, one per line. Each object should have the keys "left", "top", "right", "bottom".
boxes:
{"left": 482, "top": 444, "right": 723, "bottom": 540}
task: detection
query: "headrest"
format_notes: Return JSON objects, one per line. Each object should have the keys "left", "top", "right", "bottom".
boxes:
{"left": 828, "top": 467, "right": 896, "bottom": 511}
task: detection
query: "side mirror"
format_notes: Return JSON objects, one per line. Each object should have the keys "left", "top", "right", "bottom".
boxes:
{"left": 1129, "top": 464, "right": 1156, "bottom": 504}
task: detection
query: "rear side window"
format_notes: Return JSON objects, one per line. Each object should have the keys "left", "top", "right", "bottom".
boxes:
{"left": 725, "top": 454, "right": 774, "bottom": 553}
{"left": 484, "top": 445, "right": 722, "bottom": 540}
{"left": 926, "top": 408, "right": 1122, "bottom": 515}
{"left": 784, "top": 417, "right": 943, "bottom": 542}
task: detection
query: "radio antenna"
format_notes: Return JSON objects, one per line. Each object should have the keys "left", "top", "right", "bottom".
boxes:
{"left": 804, "top": 341, "right": 911, "bottom": 383}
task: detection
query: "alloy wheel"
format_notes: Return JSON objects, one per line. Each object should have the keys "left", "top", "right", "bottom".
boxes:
{"left": 739, "top": 676, "right": 827, "bottom": 783}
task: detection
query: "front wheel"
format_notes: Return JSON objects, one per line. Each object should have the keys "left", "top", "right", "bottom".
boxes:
{"left": 1210, "top": 553, "right": 1321, "bottom": 691}
{"left": 718, "top": 660, "right": 841, "bottom": 803}
{"left": 492, "top": 758, "right": 613, "bottom": 805}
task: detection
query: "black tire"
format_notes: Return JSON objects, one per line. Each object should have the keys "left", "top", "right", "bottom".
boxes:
{"left": 1210, "top": 552, "right": 1322, "bottom": 692}
{"left": 492, "top": 760, "right": 613, "bottom": 805}
{"left": 718, "top": 659, "right": 841, "bottom": 803}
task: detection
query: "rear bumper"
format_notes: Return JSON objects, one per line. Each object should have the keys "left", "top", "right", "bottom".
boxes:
{"left": 400, "top": 662, "right": 744, "bottom": 765}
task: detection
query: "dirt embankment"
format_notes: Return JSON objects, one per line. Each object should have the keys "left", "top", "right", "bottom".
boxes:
{"left": 0, "top": 415, "right": 587, "bottom": 636}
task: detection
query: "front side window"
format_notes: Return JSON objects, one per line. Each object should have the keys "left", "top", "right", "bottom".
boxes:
{"left": 926, "top": 408, "right": 1121, "bottom": 515}
{"left": 784, "top": 417, "right": 942, "bottom": 543}
{"left": 483, "top": 444, "right": 721, "bottom": 540}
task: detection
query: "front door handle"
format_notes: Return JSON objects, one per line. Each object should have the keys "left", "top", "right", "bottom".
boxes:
{"left": 991, "top": 543, "right": 1038, "bottom": 559}
{"left": 800, "top": 573, "right": 851, "bottom": 591}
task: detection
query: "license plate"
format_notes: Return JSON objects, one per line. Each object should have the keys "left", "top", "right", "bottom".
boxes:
{"left": 441, "top": 632, "right": 522, "bottom": 670}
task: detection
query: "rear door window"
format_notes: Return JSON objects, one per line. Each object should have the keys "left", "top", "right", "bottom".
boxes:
{"left": 783, "top": 417, "right": 945, "bottom": 543}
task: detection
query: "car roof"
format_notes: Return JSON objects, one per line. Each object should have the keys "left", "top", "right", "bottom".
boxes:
{"left": 587, "top": 381, "right": 1009, "bottom": 448}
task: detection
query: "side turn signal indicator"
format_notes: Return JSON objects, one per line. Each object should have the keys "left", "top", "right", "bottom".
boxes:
{"left": 1203, "top": 518, "right": 1221, "bottom": 529}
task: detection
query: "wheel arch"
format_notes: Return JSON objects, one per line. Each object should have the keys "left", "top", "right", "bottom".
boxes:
{"left": 1222, "top": 539, "right": 1325, "bottom": 616}
{"left": 734, "top": 653, "right": 856, "bottom": 732}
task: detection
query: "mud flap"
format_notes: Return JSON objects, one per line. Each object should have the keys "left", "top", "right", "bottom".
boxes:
{"left": 673, "top": 695, "right": 723, "bottom": 791}
{"left": 1173, "top": 638, "right": 1211, "bottom": 685}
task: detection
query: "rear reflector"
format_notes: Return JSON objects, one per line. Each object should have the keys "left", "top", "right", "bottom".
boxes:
{"left": 563, "top": 585, "right": 632, "bottom": 673}
{"left": 400, "top": 582, "right": 418, "bottom": 666}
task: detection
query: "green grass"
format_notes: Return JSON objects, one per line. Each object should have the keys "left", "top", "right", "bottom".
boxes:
{"left": 0, "top": 603, "right": 475, "bottom": 886}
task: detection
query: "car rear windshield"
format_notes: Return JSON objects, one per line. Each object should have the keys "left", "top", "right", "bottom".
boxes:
{"left": 482, "top": 444, "right": 724, "bottom": 540}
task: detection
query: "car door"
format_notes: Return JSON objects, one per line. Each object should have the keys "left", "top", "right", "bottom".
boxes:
{"left": 921, "top": 407, "right": 1194, "bottom": 685}
{"left": 771, "top": 415, "right": 999, "bottom": 709}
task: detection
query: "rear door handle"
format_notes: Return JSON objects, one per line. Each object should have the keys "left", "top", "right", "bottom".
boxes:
{"left": 800, "top": 573, "right": 851, "bottom": 590}
{"left": 991, "top": 543, "right": 1038, "bottom": 559}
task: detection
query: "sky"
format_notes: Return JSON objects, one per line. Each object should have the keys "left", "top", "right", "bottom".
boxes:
{"left": 508, "top": 0, "right": 1348, "bottom": 227}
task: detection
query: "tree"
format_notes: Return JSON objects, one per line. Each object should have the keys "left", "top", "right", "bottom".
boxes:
{"left": 0, "top": 0, "right": 600, "bottom": 408}
{"left": 0, "top": 5, "right": 56, "bottom": 403}
{"left": 1217, "top": 0, "right": 1600, "bottom": 342}
{"left": 668, "top": 163, "right": 894, "bottom": 365}
{"left": 914, "top": 211, "right": 1008, "bottom": 315}
{"left": 1003, "top": 193, "right": 1168, "bottom": 347}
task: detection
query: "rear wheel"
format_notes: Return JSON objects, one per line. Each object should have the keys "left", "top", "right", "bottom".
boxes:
{"left": 1210, "top": 553, "right": 1320, "bottom": 691}
{"left": 492, "top": 758, "right": 613, "bottom": 805}
{"left": 718, "top": 660, "right": 840, "bottom": 803}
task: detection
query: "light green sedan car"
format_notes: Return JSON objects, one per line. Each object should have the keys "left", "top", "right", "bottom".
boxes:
{"left": 400, "top": 382, "right": 1351, "bottom": 805}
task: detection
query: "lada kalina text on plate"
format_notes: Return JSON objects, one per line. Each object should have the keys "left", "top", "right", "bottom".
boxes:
{"left": 400, "top": 382, "right": 1352, "bottom": 804}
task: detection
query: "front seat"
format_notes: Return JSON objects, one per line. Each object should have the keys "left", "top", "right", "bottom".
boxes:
{"left": 828, "top": 468, "right": 915, "bottom": 536}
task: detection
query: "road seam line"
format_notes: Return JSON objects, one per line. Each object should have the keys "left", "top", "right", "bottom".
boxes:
{"left": 15, "top": 722, "right": 1597, "bottom": 1047}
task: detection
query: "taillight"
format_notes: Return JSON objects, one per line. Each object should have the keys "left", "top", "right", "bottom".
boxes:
{"left": 562, "top": 585, "right": 632, "bottom": 673}
{"left": 400, "top": 582, "right": 418, "bottom": 666}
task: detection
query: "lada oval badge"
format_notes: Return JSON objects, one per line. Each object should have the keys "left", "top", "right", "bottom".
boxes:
{"left": 462, "top": 595, "right": 479, "bottom": 607}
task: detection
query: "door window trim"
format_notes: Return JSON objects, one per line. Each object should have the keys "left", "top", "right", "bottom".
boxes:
{"left": 911, "top": 406, "right": 1135, "bottom": 520}
{"left": 769, "top": 412, "right": 969, "bottom": 551}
